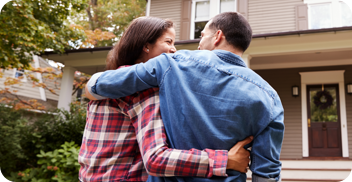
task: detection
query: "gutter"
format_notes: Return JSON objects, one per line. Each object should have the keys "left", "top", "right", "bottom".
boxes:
{"left": 42, "top": 26, "right": 352, "bottom": 54}
{"left": 175, "top": 26, "right": 352, "bottom": 45}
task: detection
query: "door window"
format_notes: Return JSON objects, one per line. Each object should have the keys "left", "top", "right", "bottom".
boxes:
{"left": 309, "top": 86, "right": 338, "bottom": 123}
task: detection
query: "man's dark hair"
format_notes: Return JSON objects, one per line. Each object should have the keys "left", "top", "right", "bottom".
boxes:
{"left": 106, "top": 16, "right": 174, "bottom": 70}
{"left": 209, "top": 12, "right": 252, "bottom": 52}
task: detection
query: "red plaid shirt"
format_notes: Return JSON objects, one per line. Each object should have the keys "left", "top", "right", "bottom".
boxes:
{"left": 79, "top": 88, "right": 228, "bottom": 181}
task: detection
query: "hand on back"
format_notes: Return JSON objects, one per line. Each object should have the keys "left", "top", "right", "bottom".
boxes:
{"left": 226, "top": 136, "right": 253, "bottom": 173}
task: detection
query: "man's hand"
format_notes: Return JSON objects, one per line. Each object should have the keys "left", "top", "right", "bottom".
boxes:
{"left": 226, "top": 136, "right": 253, "bottom": 173}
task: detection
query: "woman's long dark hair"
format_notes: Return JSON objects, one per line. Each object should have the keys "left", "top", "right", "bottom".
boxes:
{"left": 106, "top": 17, "right": 174, "bottom": 70}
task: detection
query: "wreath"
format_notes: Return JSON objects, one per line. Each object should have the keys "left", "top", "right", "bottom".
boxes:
{"left": 313, "top": 90, "right": 333, "bottom": 109}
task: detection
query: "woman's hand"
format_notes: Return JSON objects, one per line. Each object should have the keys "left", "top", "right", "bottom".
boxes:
{"left": 226, "top": 136, "right": 253, "bottom": 173}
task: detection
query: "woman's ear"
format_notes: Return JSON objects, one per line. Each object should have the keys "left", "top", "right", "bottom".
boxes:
{"left": 143, "top": 44, "right": 150, "bottom": 54}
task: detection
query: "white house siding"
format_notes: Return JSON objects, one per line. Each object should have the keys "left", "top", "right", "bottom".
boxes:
{"left": 256, "top": 65, "right": 352, "bottom": 159}
{"left": 248, "top": 0, "right": 303, "bottom": 35}
{"left": 38, "top": 57, "right": 60, "bottom": 101}
{"left": 150, "top": 0, "right": 182, "bottom": 41}
{"left": 0, "top": 68, "right": 43, "bottom": 100}
{"left": 149, "top": 0, "right": 305, "bottom": 40}
{"left": 0, "top": 57, "right": 61, "bottom": 103}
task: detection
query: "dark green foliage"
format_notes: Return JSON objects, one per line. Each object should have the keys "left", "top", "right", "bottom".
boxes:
{"left": 0, "top": 106, "right": 28, "bottom": 177}
{"left": 8, "top": 142, "right": 81, "bottom": 182}
{"left": 28, "top": 104, "right": 87, "bottom": 154}
{"left": 0, "top": 104, "right": 87, "bottom": 179}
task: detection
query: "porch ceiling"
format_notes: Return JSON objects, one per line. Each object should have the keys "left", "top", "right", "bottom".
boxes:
{"left": 41, "top": 49, "right": 110, "bottom": 75}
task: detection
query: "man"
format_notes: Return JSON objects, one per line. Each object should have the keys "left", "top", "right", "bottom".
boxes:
{"left": 86, "top": 12, "right": 284, "bottom": 182}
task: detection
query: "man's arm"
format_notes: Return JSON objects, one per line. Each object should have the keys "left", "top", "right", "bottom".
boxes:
{"left": 126, "top": 89, "right": 252, "bottom": 177}
{"left": 86, "top": 54, "right": 169, "bottom": 100}
{"left": 250, "top": 96, "right": 284, "bottom": 182}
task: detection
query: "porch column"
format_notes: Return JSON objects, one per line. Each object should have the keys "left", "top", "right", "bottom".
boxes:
{"left": 146, "top": 0, "right": 151, "bottom": 16}
{"left": 57, "top": 66, "right": 76, "bottom": 111}
{"left": 242, "top": 54, "right": 252, "bottom": 68}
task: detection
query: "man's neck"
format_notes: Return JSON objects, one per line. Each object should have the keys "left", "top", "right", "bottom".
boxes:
{"left": 213, "top": 47, "right": 243, "bottom": 57}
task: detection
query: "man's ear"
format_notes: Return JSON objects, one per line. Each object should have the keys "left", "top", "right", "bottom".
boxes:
{"left": 214, "top": 30, "right": 224, "bottom": 46}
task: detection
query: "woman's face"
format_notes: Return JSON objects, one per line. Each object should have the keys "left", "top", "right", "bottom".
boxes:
{"left": 147, "top": 28, "right": 176, "bottom": 60}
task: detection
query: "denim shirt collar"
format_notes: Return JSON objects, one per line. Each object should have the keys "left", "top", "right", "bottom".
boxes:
{"left": 212, "top": 49, "right": 247, "bottom": 68}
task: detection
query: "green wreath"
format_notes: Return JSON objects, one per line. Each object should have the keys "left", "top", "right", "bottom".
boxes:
{"left": 313, "top": 90, "right": 333, "bottom": 109}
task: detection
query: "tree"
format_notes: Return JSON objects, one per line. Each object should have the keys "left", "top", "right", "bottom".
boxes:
{"left": 0, "top": 0, "right": 88, "bottom": 69}
{"left": 71, "top": 0, "right": 147, "bottom": 47}
{"left": 0, "top": 0, "right": 146, "bottom": 110}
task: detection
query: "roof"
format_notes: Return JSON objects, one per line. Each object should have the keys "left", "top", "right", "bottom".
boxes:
{"left": 41, "top": 26, "right": 352, "bottom": 54}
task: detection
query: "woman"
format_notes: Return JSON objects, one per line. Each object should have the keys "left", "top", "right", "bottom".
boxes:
{"left": 80, "top": 16, "right": 252, "bottom": 182}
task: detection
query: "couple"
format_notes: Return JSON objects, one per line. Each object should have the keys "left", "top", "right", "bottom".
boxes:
{"left": 80, "top": 12, "right": 284, "bottom": 182}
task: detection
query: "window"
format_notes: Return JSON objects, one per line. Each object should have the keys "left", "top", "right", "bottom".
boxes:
{"left": 307, "top": 0, "right": 352, "bottom": 29}
{"left": 194, "top": 1, "right": 210, "bottom": 39}
{"left": 13, "top": 69, "right": 27, "bottom": 82}
{"left": 309, "top": 3, "right": 332, "bottom": 29}
{"left": 340, "top": 1, "right": 352, "bottom": 27}
{"left": 220, "top": 0, "right": 237, "bottom": 13}
{"left": 191, "top": 0, "right": 237, "bottom": 39}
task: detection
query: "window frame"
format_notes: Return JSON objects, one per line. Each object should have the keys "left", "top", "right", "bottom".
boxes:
{"left": 305, "top": 0, "right": 352, "bottom": 29}
{"left": 190, "top": 0, "right": 237, "bottom": 39}
{"left": 13, "top": 68, "right": 27, "bottom": 82}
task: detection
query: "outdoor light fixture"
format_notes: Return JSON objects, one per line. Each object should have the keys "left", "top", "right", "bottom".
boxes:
{"left": 292, "top": 86, "right": 299, "bottom": 97}
{"left": 347, "top": 83, "right": 352, "bottom": 95}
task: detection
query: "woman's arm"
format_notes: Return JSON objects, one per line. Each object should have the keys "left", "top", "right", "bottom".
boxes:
{"left": 126, "top": 88, "right": 252, "bottom": 177}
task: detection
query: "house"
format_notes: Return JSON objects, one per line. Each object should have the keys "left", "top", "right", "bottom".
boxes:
{"left": 41, "top": 0, "right": 352, "bottom": 181}
{"left": 145, "top": 0, "right": 352, "bottom": 181}
{"left": 0, "top": 55, "right": 84, "bottom": 111}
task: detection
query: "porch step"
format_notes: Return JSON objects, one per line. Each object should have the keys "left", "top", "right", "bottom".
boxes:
{"left": 246, "top": 160, "right": 352, "bottom": 182}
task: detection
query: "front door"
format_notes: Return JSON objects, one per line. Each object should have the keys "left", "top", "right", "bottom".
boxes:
{"left": 307, "top": 84, "right": 342, "bottom": 157}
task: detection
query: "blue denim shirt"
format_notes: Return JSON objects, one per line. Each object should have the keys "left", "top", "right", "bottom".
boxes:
{"left": 88, "top": 50, "right": 284, "bottom": 182}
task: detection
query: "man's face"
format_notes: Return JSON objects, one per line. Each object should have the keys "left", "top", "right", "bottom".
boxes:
{"left": 198, "top": 20, "right": 216, "bottom": 50}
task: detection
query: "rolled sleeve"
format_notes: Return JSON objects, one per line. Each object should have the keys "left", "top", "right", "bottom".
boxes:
{"left": 253, "top": 174, "right": 281, "bottom": 182}
{"left": 205, "top": 149, "right": 228, "bottom": 177}
{"left": 87, "top": 72, "right": 108, "bottom": 100}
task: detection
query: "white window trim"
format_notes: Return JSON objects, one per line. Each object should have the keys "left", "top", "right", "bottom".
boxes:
{"left": 146, "top": 0, "right": 151, "bottom": 16}
{"left": 190, "top": 0, "right": 237, "bottom": 39}
{"left": 299, "top": 70, "right": 349, "bottom": 158}
{"left": 305, "top": 0, "right": 351, "bottom": 29}
{"left": 13, "top": 68, "right": 27, "bottom": 82}
{"left": 33, "top": 55, "right": 47, "bottom": 101}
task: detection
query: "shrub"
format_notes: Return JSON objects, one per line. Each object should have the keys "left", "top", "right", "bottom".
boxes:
{"left": 8, "top": 142, "right": 81, "bottom": 182}
{"left": 0, "top": 103, "right": 87, "bottom": 179}
{"left": 0, "top": 105, "right": 29, "bottom": 178}
{"left": 27, "top": 103, "right": 87, "bottom": 154}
